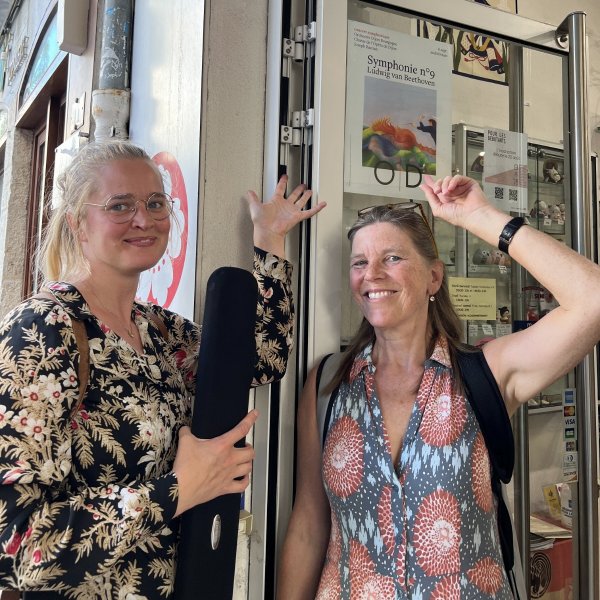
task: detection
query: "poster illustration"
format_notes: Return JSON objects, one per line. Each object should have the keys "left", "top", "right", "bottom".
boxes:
{"left": 483, "top": 128, "right": 528, "bottom": 214}
{"left": 417, "top": 21, "right": 509, "bottom": 85}
{"left": 344, "top": 21, "right": 452, "bottom": 200}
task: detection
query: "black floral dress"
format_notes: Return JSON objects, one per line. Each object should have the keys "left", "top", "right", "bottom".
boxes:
{"left": 0, "top": 248, "right": 293, "bottom": 598}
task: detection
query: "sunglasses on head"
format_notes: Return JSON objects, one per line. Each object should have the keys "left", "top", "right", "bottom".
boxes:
{"left": 357, "top": 201, "right": 439, "bottom": 258}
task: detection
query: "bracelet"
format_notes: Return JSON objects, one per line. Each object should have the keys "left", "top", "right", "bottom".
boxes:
{"left": 498, "top": 217, "right": 526, "bottom": 254}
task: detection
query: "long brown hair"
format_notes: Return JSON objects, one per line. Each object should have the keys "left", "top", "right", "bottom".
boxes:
{"left": 325, "top": 205, "right": 468, "bottom": 394}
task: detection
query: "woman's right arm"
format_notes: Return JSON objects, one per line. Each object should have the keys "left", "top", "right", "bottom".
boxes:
{"left": 421, "top": 174, "right": 600, "bottom": 414}
{"left": 277, "top": 364, "right": 330, "bottom": 599}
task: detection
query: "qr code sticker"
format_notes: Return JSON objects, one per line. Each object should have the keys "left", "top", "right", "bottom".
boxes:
{"left": 494, "top": 187, "right": 504, "bottom": 200}
{"left": 509, "top": 189, "right": 518, "bottom": 203}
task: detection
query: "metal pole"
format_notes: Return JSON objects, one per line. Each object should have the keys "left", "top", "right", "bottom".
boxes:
{"left": 559, "top": 11, "right": 599, "bottom": 600}
{"left": 507, "top": 43, "right": 530, "bottom": 593}
{"left": 98, "top": 0, "right": 133, "bottom": 90}
{"left": 92, "top": 0, "right": 133, "bottom": 140}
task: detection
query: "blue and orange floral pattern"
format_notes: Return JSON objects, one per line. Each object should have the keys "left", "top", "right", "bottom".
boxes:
{"left": 317, "top": 338, "right": 513, "bottom": 599}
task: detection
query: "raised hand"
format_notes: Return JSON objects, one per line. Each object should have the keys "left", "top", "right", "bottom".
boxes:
{"left": 420, "top": 174, "right": 495, "bottom": 231}
{"left": 244, "top": 174, "right": 326, "bottom": 257}
{"left": 172, "top": 409, "right": 259, "bottom": 517}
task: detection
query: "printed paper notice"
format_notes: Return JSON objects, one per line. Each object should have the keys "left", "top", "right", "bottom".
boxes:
{"left": 483, "top": 128, "right": 528, "bottom": 214}
{"left": 449, "top": 277, "right": 496, "bottom": 320}
{"left": 344, "top": 21, "right": 452, "bottom": 200}
{"left": 562, "top": 452, "right": 578, "bottom": 482}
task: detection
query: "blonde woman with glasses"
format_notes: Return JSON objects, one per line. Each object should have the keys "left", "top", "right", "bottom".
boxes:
{"left": 0, "top": 141, "right": 325, "bottom": 598}
{"left": 278, "top": 174, "right": 600, "bottom": 599}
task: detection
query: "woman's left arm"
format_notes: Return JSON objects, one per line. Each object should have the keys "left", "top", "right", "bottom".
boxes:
{"left": 246, "top": 176, "right": 326, "bottom": 386}
{"left": 421, "top": 174, "right": 600, "bottom": 414}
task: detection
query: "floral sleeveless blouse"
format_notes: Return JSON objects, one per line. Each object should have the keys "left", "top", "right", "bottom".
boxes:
{"left": 316, "top": 339, "right": 514, "bottom": 599}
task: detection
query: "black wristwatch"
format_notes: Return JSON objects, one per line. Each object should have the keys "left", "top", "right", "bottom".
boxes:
{"left": 498, "top": 217, "right": 526, "bottom": 254}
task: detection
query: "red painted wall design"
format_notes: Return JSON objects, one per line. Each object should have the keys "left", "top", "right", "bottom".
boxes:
{"left": 137, "top": 152, "right": 189, "bottom": 308}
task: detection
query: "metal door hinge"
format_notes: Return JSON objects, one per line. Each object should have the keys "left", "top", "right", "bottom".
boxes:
{"left": 280, "top": 125, "right": 301, "bottom": 147}
{"left": 282, "top": 21, "right": 316, "bottom": 62}
{"left": 280, "top": 109, "right": 314, "bottom": 148}
{"left": 238, "top": 509, "right": 253, "bottom": 537}
{"left": 293, "top": 108, "right": 314, "bottom": 128}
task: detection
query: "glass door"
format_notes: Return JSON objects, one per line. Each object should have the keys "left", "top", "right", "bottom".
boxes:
{"left": 306, "top": 0, "right": 597, "bottom": 597}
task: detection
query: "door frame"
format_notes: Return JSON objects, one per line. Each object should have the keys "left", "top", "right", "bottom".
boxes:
{"left": 300, "top": 1, "right": 594, "bottom": 598}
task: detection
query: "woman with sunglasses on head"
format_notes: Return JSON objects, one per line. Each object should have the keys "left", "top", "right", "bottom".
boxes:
{"left": 0, "top": 141, "right": 325, "bottom": 598}
{"left": 278, "top": 173, "right": 600, "bottom": 599}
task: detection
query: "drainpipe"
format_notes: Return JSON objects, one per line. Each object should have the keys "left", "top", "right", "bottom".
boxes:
{"left": 91, "top": 0, "right": 133, "bottom": 141}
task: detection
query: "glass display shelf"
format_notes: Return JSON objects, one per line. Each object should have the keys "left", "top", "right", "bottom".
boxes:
{"left": 450, "top": 124, "right": 572, "bottom": 411}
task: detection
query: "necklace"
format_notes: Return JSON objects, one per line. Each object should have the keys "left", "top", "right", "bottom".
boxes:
{"left": 85, "top": 284, "right": 136, "bottom": 338}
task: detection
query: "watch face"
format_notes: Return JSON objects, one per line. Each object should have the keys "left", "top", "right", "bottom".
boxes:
{"left": 499, "top": 217, "right": 525, "bottom": 253}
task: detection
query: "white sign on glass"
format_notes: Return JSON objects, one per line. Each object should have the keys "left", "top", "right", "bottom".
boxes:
{"left": 483, "top": 128, "right": 528, "bottom": 214}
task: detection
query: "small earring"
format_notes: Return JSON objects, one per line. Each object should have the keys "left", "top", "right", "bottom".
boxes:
{"left": 429, "top": 295, "right": 435, "bottom": 302}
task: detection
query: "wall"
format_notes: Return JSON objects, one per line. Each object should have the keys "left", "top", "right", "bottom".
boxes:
{"left": 0, "top": 127, "right": 33, "bottom": 312}
{"left": 129, "top": 0, "right": 203, "bottom": 320}
{"left": 0, "top": 0, "right": 55, "bottom": 317}
{"left": 196, "top": 1, "right": 269, "bottom": 596}
{"left": 64, "top": 0, "right": 97, "bottom": 138}
{"left": 196, "top": 0, "right": 268, "bottom": 310}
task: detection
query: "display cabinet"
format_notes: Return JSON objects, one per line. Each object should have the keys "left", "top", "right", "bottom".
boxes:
{"left": 442, "top": 124, "right": 573, "bottom": 409}
{"left": 340, "top": 125, "right": 576, "bottom": 410}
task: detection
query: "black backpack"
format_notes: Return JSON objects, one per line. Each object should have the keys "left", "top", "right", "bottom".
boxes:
{"left": 315, "top": 348, "right": 527, "bottom": 599}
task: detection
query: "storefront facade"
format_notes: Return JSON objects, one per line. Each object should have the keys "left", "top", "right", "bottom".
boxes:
{"left": 0, "top": 1, "right": 599, "bottom": 598}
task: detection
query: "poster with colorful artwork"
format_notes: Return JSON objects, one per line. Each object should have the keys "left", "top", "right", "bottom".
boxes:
{"left": 344, "top": 21, "right": 452, "bottom": 200}
{"left": 416, "top": 22, "right": 509, "bottom": 85}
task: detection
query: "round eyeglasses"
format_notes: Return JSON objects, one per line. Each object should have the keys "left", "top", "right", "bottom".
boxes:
{"left": 84, "top": 192, "right": 174, "bottom": 224}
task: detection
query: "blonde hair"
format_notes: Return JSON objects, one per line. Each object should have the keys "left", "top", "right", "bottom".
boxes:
{"left": 38, "top": 141, "right": 157, "bottom": 282}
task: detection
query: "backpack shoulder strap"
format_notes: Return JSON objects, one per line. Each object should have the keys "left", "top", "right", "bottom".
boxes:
{"left": 315, "top": 352, "right": 344, "bottom": 450}
{"left": 147, "top": 310, "right": 169, "bottom": 341}
{"left": 456, "top": 347, "right": 517, "bottom": 576}
{"left": 70, "top": 318, "right": 89, "bottom": 418}
{"left": 456, "top": 348, "right": 514, "bottom": 483}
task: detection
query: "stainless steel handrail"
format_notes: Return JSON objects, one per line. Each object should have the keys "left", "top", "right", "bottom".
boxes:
{"left": 560, "top": 11, "right": 600, "bottom": 600}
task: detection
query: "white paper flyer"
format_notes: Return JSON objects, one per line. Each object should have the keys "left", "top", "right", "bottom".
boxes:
{"left": 344, "top": 21, "right": 453, "bottom": 200}
{"left": 483, "top": 128, "right": 528, "bottom": 214}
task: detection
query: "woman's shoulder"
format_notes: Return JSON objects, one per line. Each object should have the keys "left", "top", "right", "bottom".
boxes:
{"left": 1, "top": 299, "right": 45, "bottom": 333}
{"left": 0, "top": 294, "right": 80, "bottom": 353}
{"left": 0, "top": 283, "right": 88, "bottom": 332}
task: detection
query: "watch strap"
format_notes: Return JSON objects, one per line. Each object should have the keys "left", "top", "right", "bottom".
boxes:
{"left": 498, "top": 216, "right": 526, "bottom": 254}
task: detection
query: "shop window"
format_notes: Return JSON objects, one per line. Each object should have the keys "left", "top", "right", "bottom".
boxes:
{"left": 22, "top": 96, "right": 65, "bottom": 297}
{"left": 19, "top": 10, "right": 59, "bottom": 108}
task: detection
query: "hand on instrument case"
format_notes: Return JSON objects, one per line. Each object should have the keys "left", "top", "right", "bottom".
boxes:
{"left": 173, "top": 409, "right": 259, "bottom": 517}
